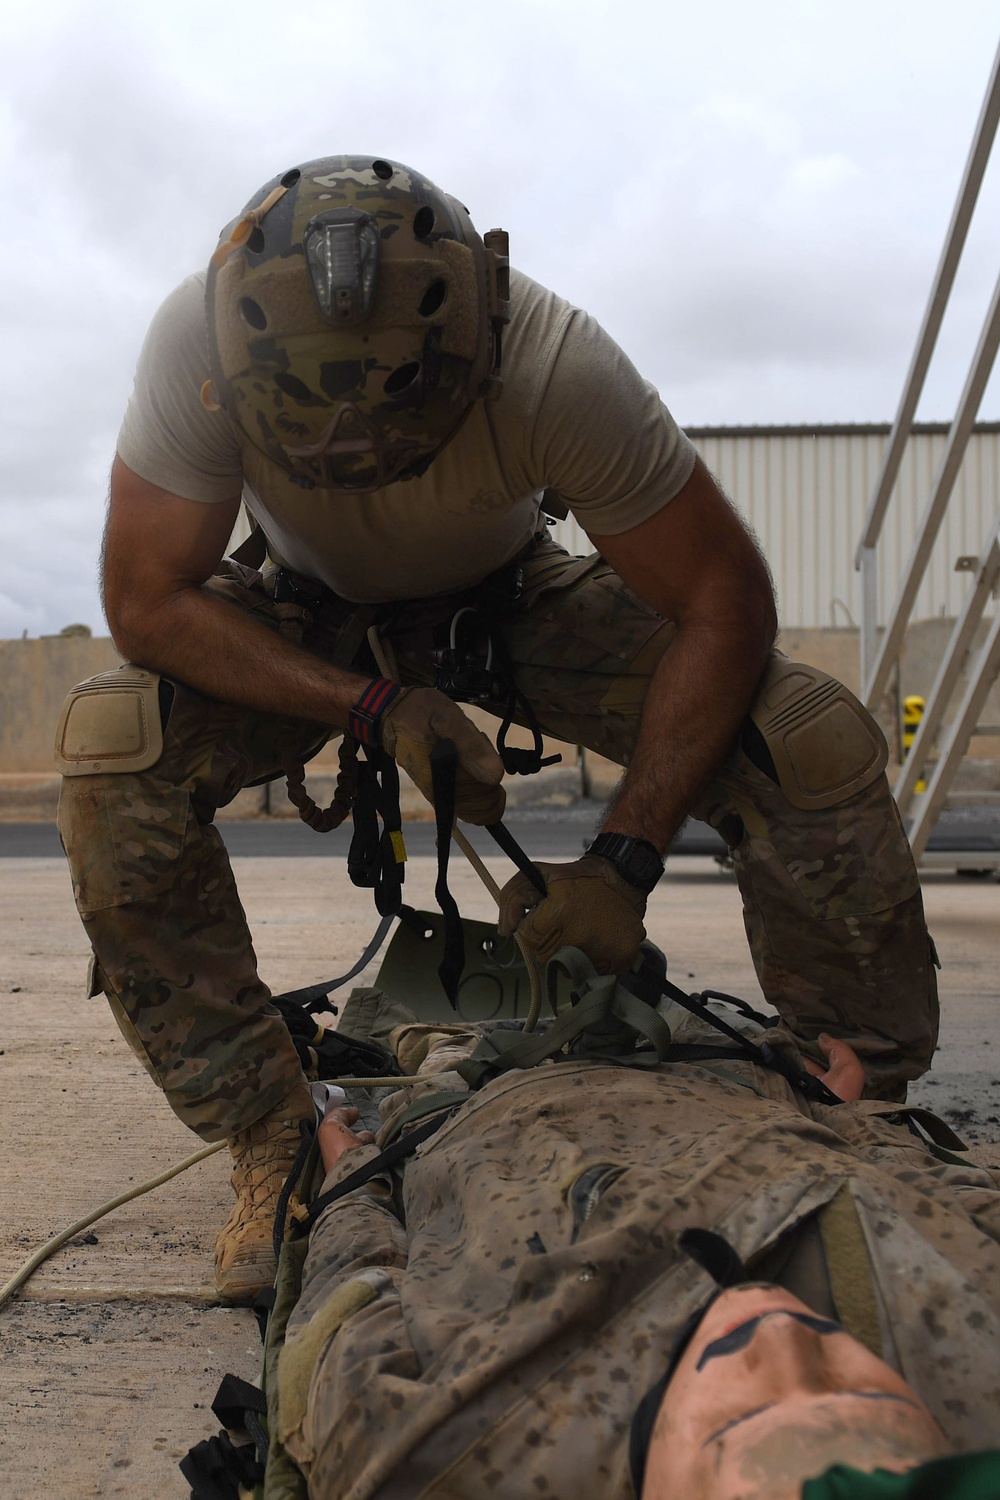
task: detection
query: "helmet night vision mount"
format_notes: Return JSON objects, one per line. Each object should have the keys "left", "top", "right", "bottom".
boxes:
{"left": 205, "top": 155, "right": 510, "bottom": 493}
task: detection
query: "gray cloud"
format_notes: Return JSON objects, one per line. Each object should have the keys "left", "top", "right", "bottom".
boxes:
{"left": 2, "top": 0, "right": 999, "bottom": 634}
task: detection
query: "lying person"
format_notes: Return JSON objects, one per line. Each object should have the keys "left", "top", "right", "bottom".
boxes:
{"left": 268, "top": 1006, "right": 1000, "bottom": 1500}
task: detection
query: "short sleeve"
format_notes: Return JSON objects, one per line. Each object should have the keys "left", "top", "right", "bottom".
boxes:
{"left": 116, "top": 273, "right": 244, "bottom": 503}
{"left": 529, "top": 307, "right": 697, "bottom": 535}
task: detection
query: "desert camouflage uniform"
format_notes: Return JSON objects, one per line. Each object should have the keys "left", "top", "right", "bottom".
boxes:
{"left": 276, "top": 1027, "right": 1000, "bottom": 1500}
{"left": 57, "top": 533, "right": 938, "bottom": 1139}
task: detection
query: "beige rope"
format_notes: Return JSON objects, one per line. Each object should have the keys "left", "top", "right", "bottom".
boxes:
{"left": 0, "top": 1142, "right": 225, "bottom": 1314}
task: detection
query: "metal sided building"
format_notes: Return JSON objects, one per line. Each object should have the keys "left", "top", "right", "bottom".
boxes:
{"left": 552, "top": 422, "right": 1000, "bottom": 632}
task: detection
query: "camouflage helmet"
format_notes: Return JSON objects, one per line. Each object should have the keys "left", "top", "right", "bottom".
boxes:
{"left": 204, "top": 155, "right": 510, "bottom": 492}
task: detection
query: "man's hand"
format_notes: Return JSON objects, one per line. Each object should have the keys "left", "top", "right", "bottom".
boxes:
{"left": 803, "top": 1034, "right": 866, "bottom": 1102}
{"left": 378, "top": 687, "right": 505, "bottom": 825}
{"left": 497, "top": 855, "right": 646, "bottom": 974}
{"left": 318, "top": 1105, "right": 376, "bottom": 1172}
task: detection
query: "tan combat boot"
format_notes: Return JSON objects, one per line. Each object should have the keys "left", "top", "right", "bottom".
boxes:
{"left": 214, "top": 1081, "right": 315, "bottom": 1301}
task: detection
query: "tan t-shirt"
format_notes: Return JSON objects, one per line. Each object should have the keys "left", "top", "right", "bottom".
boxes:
{"left": 117, "top": 269, "right": 696, "bottom": 603}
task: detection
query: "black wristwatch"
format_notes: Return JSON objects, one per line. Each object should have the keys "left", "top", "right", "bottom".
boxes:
{"left": 587, "top": 833, "right": 665, "bottom": 894}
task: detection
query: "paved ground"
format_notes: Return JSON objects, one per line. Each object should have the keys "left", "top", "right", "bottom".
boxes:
{"left": 0, "top": 834, "right": 997, "bottom": 1497}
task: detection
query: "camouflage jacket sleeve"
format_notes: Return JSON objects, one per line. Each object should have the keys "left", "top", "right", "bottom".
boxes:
{"left": 285, "top": 1145, "right": 408, "bottom": 1338}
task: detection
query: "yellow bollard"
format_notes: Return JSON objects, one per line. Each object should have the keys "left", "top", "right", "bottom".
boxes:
{"left": 902, "top": 694, "right": 927, "bottom": 792}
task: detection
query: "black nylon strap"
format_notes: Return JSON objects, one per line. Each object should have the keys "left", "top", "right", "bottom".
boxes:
{"left": 272, "top": 1119, "right": 316, "bottom": 1262}
{"left": 346, "top": 741, "right": 418, "bottom": 924}
{"left": 301, "top": 1107, "right": 459, "bottom": 1232}
{"left": 228, "top": 526, "right": 267, "bottom": 570}
{"left": 429, "top": 739, "right": 465, "bottom": 1006}
{"left": 180, "top": 1430, "right": 263, "bottom": 1500}
{"left": 211, "top": 1371, "right": 267, "bottom": 1427}
{"left": 658, "top": 976, "right": 841, "bottom": 1106}
{"left": 270, "top": 911, "right": 396, "bottom": 1010}
{"left": 485, "top": 819, "right": 547, "bottom": 896}
{"left": 496, "top": 681, "right": 562, "bottom": 776}
{"left": 695, "top": 989, "right": 772, "bottom": 1028}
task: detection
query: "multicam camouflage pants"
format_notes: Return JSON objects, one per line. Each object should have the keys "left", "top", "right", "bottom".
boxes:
{"left": 58, "top": 534, "right": 938, "bottom": 1139}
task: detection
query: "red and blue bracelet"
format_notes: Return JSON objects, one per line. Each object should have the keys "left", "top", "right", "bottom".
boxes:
{"left": 348, "top": 677, "right": 403, "bottom": 745}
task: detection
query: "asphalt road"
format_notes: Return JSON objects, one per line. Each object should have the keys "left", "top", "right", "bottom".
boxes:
{"left": 4, "top": 806, "right": 998, "bottom": 864}
{"left": 0, "top": 810, "right": 730, "bottom": 862}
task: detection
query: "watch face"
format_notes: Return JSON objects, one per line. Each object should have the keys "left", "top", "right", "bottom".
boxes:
{"left": 630, "top": 844, "right": 664, "bottom": 886}
{"left": 591, "top": 835, "right": 663, "bottom": 892}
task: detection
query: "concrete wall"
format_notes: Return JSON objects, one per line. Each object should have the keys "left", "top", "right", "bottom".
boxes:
{"left": 0, "top": 636, "right": 582, "bottom": 819}
{"left": 1, "top": 623, "right": 997, "bottom": 817}
{"left": 0, "top": 636, "right": 122, "bottom": 774}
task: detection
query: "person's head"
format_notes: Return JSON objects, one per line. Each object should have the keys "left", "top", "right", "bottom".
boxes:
{"left": 639, "top": 1283, "right": 950, "bottom": 1500}
{"left": 204, "top": 155, "right": 510, "bottom": 493}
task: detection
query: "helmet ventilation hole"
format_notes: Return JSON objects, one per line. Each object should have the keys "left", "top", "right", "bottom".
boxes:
{"left": 246, "top": 227, "right": 265, "bottom": 254}
{"left": 418, "top": 280, "right": 447, "bottom": 317}
{"left": 281, "top": 168, "right": 302, "bottom": 188}
{"left": 413, "top": 206, "right": 435, "bottom": 239}
{"left": 384, "top": 361, "right": 421, "bottom": 395}
{"left": 372, "top": 159, "right": 394, "bottom": 180}
{"left": 239, "top": 297, "right": 267, "bottom": 330}
{"left": 274, "top": 372, "right": 314, "bottom": 401}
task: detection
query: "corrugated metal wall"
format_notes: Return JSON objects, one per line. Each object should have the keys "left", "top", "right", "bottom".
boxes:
{"left": 552, "top": 423, "right": 1000, "bottom": 630}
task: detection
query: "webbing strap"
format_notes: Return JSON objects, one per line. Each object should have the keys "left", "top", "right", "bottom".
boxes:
{"left": 457, "top": 966, "right": 673, "bottom": 1088}
{"left": 273, "top": 1120, "right": 316, "bottom": 1261}
{"left": 228, "top": 525, "right": 268, "bottom": 570}
{"left": 211, "top": 1371, "right": 268, "bottom": 1427}
{"left": 485, "top": 819, "right": 547, "bottom": 895}
{"left": 348, "top": 744, "right": 408, "bottom": 917}
{"left": 430, "top": 739, "right": 465, "bottom": 1005}
{"left": 657, "top": 975, "right": 842, "bottom": 1107}
{"left": 270, "top": 912, "right": 396, "bottom": 1010}
{"left": 819, "top": 1185, "right": 883, "bottom": 1358}
{"left": 891, "top": 1106, "right": 969, "bottom": 1152}
{"left": 300, "top": 1106, "right": 460, "bottom": 1233}
{"left": 378, "top": 1088, "right": 471, "bottom": 1147}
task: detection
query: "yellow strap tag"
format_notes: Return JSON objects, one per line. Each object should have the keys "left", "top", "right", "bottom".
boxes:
{"left": 288, "top": 1193, "right": 310, "bottom": 1224}
{"left": 390, "top": 830, "right": 408, "bottom": 865}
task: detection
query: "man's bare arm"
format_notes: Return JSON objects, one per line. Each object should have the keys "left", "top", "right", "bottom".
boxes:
{"left": 588, "top": 457, "right": 777, "bottom": 852}
{"left": 103, "top": 456, "right": 371, "bottom": 725}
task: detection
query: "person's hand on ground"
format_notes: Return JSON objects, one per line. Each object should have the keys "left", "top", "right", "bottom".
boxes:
{"left": 803, "top": 1033, "right": 866, "bottom": 1102}
{"left": 318, "top": 1104, "right": 376, "bottom": 1172}
{"left": 497, "top": 856, "right": 647, "bottom": 975}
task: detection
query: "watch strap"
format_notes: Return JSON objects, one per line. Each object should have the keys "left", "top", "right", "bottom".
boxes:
{"left": 587, "top": 833, "right": 664, "bottom": 893}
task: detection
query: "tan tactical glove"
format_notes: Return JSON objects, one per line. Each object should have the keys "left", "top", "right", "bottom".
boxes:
{"left": 497, "top": 856, "right": 647, "bottom": 975}
{"left": 375, "top": 685, "right": 506, "bottom": 825}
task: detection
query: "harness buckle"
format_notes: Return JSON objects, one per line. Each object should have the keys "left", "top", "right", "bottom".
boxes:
{"left": 272, "top": 568, "right": 327, "bottom": 611}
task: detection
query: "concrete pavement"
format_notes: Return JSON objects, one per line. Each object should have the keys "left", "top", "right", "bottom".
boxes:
{"left": 0, "top": 846, "right": 997, "bottom": 1497}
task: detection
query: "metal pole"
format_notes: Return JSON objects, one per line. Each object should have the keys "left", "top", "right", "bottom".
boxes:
{"left": 855, "top": 37, "right": 1000, "bottom": 571}
{"left": 859, "top": 546, "right": 879, "bottom": 689}
{"left": 893, "top": 526, "right": 1000, "bottom": 816}
{"left": 907, "top": 608, "right": 1000, "bottom": 861}
{"left": 863, "top": 264, "right": 1000, "bottom": 711}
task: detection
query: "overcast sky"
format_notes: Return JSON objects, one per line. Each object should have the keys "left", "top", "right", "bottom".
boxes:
{"left": 2, "top": 0, "right": 999, "bottom": 636}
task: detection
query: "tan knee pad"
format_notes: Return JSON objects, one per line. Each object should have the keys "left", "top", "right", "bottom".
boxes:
{"left": 55, "top": 666, "right": 165, "bottom": 776}
{"left": 748, "top": 655, "right": 887, "bottom": 811}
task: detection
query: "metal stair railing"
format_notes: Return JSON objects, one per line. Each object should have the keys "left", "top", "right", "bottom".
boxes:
{"left": 855, "top": 38, "right": 1000, "bottom": 859}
